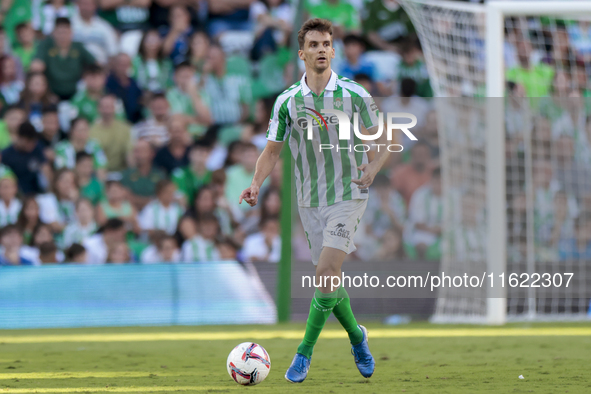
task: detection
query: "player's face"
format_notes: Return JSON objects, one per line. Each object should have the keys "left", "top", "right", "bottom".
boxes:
{"left": 299, "top": 31, "right": 335, "bottom": 73}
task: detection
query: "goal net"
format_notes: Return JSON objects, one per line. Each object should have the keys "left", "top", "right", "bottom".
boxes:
{"left": 399, "top": 0, "right": 591, "bottom": 323}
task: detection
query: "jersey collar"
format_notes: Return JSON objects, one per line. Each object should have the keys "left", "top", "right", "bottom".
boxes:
{"left": 301, "top": 70, "right": 338, "bottom": 97}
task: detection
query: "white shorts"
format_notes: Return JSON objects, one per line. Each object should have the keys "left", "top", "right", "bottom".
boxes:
{"left": 298, "top": 199, "right": 368, "bottom": 266}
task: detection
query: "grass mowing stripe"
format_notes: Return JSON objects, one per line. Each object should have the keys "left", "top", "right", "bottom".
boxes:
{"left": 0, "top": 372, "right": 201, "bottom": 380}
{"left": 1, "top": 327, "right": 590, "bottom": 344}
{"left": 0, "top": 387, "right": 226, "bottom": 393}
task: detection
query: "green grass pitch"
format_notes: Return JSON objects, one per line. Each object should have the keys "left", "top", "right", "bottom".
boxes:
{"left": 0, "top": 322, "right": 590, "bottom": 393}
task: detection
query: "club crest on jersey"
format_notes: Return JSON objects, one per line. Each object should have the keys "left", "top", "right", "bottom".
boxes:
{"left": 334, "top": 97, "right": 343, "bottom": 108}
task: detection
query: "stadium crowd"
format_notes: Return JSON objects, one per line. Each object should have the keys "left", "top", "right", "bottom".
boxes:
{"left": 3, "top": 0, "right": 586, "bottom": 266}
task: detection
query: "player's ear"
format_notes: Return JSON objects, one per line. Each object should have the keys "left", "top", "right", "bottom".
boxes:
{"left": 331, "top": 47, "right": 335, "bottom": 59}
{"left": 298, "top": 49, "right": 304, "bottom": 61}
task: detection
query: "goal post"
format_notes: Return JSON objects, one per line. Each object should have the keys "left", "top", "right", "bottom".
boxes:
{"left": 399, "top": 0, "right": 591, "bottom": 324}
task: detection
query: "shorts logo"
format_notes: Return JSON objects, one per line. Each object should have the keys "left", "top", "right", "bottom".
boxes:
{"left": 330, "top": 223, "right": 351, "bottom": 240}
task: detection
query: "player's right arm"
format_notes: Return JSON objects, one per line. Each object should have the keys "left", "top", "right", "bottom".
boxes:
{"left": 239, "top": 141, "right": 283, "bottom": 207}
{"left": 239, "top": 93, "right": 291, "bottom": 207}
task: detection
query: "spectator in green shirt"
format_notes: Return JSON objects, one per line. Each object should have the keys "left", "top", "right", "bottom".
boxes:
{"left": 70, "top": 64, "right": 125, "bottom": 124}
{"left": 397, "top": 39, "right": 433, "bottom": 98}
{"left": 362, "top": 0, "right": 414, "bottom": 51}
{"left": 0, "top": 105, "right": 25, "bottom": 149}
{"left": 30, "top": 17, "right": 97, "bottom": 100}
{"left": 13, "top": 22, "right": 37, "bottom": 72}
{"left": 120, "top": 139, "right": 166, "bottom": 211}
{"left": 74, "top": 151, "right": 105, "bottom": 206}
{"left": 506, "top": 40, "right": 555, "bottom": 98}
{"left": 172, "top": 139, "right": 213, "bottom": 206}
{"left": 306, "top": 0, "right": 360, "bottom": 32}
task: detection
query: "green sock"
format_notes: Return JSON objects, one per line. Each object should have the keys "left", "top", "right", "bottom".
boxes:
{"left": 297, "top": 288, "right": 339, "bottom": 359}
{"left": 332, "top": 286, "right": 364, "bottom": 345}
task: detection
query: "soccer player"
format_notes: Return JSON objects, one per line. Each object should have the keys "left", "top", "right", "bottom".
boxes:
{"left": 239, "top": 18, "right": 390, "bottom": 382}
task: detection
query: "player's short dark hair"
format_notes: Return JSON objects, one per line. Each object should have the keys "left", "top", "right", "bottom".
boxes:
{"left": 75, "top": 151, "right": 93, "bottom": 164}
{"left": 400, "top": 78, "right": 417, "bottom": 98}
{"left": 54, "top": 17, "right": 71, "bottom": 28}
{"left": 298, "top": 18, "right": 333, "bottom": 49}
{"left": 18, "top": 122, "right": 38, "bottom": 140}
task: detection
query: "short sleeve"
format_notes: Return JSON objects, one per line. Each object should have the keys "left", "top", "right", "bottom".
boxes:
{"left": 266, "top": 95, "right": 291, "bottom": 142}
{"left": 355, "top": 88, "right": 380, "bottom": 130}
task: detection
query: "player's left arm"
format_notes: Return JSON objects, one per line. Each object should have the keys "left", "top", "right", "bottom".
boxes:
{"left": 352, "top": 97, "right": 390, "bottom": 189}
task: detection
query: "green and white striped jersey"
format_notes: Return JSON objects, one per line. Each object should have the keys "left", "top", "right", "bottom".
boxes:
{"left": 54, "top": 140, "right": 108, "bottom": 170}
{"left": 266, "top": 71, "right": 380, "bottom": 207}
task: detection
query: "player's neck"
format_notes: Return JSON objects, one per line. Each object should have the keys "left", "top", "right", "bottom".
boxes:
{"left": 305, "top": 67, "right": 332, "bottom": 96}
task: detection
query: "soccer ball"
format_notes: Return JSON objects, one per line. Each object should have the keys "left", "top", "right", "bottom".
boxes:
{"left": 226, "top": 342, "right": 271, "bottom": 385}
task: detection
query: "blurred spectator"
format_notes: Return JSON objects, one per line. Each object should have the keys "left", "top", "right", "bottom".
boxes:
{"left": 106, "top": 241, "right": 131, "bottom": 263}
{"left": 207, "top": 0, "right": 254, "bottom": 38}
{"left": 39, "top": 241, "right": 59, "bottom": 264}
{"left": 33, "top": 0, "right": 76, "bottom": 36}
{"left": 166, "top": 61, "right": 212, "bottom": 135}
{"left": 39, "top": 105, "right": 65, "bottom": 158}
{"left": 362, "top": 0, "right": 413, "bottom": 51}
{"left": 71, "top": 64, "right": 125, "bottom": 124}
{"left": 29, "top": 223, "right": 58, "bottom": 262}
{"left": 62, "top": 198, "right": 98, "bottom": 249}
{"left": 13, "top": 22, "right": 37, "bottom": 72}
{"left": 72, "top": 0, "right": 119, "bottom": 65}
{"left": 89, "top": 94, "right": 132, "bottom": 172}
{"left": 553, "top": 135, "right": 591, "bottom": 199}
{"left": 132, "top": 30, "right": 173, "bottom": 93}
{"left": 337, "top": 34, "right": 376, "bottom": 81}
{"left": 397, "top": 39, "right": 432, "bottom": 97}
{"left": 306, "top": 0, "right": 360, "bottom": 33}
{"left": 240, "top": 185, "right": 279, "bottom": 234}
{"left": 16, "top": 196, "right": 43, "bottom": 245}
{"left": 161, "top": 5, "right": 193, "bottom": 64}
{"left": 373, "top": 228, "right": 404, "bottom": 261}
{"left": 0, "top": 28, "right": 25, "bottom": 81}
{"left": 0, "top": 105, "right": 26, "bottom": 149}
{"left": 187, "top": 30, "right": 210, "bottom": 75}
{"left": 31, "top": 17, "right": 97, "bottom": 100}
{"left": 157, "top": 234, "right": 180, "bottom": 263}
{"left": 567, "top": 21, "right": 591, "bottom": 62}
{"left": 2, "top": 121, "right": 51, "bottom": 195}
{"left": 404, "top": 167, "right": 442, "bottom": 260}
{"left": 192, "top": 184, "right": 236, "bottom": 237}
{"left": 106, "top": 53, "right": 143, "bottom": 123}
{"left": 0, "top": 55, "right": 25, "bottom": 105}
{"left": 153, "top": 114, "right": 191, "bottom": 174}
{"left": 18, "top": 72, "right": 59, "bottom": 131}
{"left": 225, "top": 142, "right": 261, "bottom": 213}
{"left": 0, "top": 224, "right": 36, "bottom": 266}
{"left": 391, "top": 141, "right": 432, "bottom": 206}
{"left": 121, "top": 139, "right": 166, "bottom": 210}
{"left": 138, "top": 179, "right": 183, "bottom": 235}
{"left": 172, "top": 140, "right": 212, "bottom": 204}
{"left": 0, "top": 171, "right": 21, "bottom": 227}
{"left": 242, "top": 215, "right": 281, "bottom": 263}
{"left": 37, "top": 168, "right": 78, "bottom": 231}
{"left": 202, "top": 44, "right": 251, "bottom": 125}
{"left": 75, "top": 151, "right": 106, "bottom": 205}
{"left": 364, "top": 173, "right": 406, "bottom": 238}
{"left": 97, "top": 180, "right": 139, "bottom": 233}
{"left": 65, "top": 243, "right": 87, "bottom": 263}
{"left": 249, "top": 0, "right": 293, "bottom": 60}
{"left": 181, "top": 212, "right": 220, "bottom": 261}
{"left": 558, "top": 213, "right": 591, "bottom": 261}
{"left": 353, "top": 72, "right": 376, "bottom": 96}
{"left": 98, "top": 0, "right": 151, "bottom": 33}
{"left": 83, "top": 217, "right": 126, "bottom": 264}
{"left": 55, "top": 117, "right": 107, "bottom": 180}
{"left": 506, "top": 40, "right": 554, "bottom": 98}
{"left": 130, "top": 93, "right": 170, "bottom": 147}
{"left": 217, "top": 235, "right": 239, "bottom": 260}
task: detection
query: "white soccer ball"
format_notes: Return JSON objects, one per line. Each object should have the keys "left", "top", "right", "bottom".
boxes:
{"left": 226, "top": 342, "right": 271, "bottom": 385}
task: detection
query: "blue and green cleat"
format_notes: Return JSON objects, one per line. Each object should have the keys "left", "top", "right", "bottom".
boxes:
{"left": 284, "top": 353, "right": 311, "bottom": 383}
{"left": 351, "top": 325, "right": 375, "bottom": 378}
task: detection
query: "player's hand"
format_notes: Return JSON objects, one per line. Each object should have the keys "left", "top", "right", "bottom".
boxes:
{"left": 239, "top": 185, "right": 260, "bottom": 207}
{"left": 352, "top": 163, "right": 378, "bottom": 189}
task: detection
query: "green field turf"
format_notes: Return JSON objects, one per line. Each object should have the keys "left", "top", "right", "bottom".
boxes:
{"left": 0, "top": 322, "right": 590, "bottom": 393}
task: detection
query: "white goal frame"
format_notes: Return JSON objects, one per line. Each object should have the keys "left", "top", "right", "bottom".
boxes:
{"left": 402, "top": 0, "right": 591, "bottom": 324}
